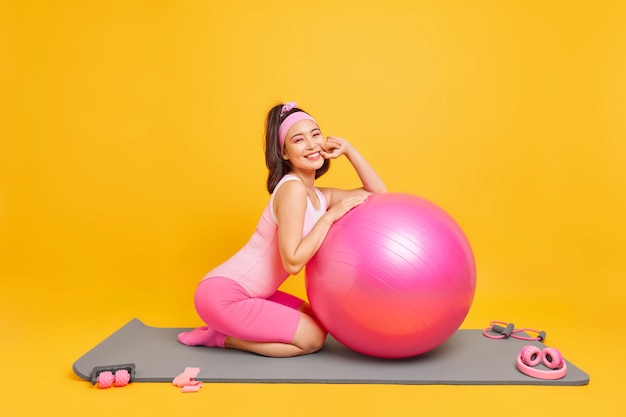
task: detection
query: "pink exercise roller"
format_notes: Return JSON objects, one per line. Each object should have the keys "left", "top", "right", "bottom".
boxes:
{"left": 91, "top": 364, "right": 135, "bottom": 389}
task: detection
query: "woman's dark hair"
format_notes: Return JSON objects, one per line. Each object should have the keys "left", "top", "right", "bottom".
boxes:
{"left": 264, "top": 103, "right": 330, "bottom": 193}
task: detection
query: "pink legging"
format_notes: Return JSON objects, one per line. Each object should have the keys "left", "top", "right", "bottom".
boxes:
{"left": 194, "top": 277, "right": 304, "bottom": 344}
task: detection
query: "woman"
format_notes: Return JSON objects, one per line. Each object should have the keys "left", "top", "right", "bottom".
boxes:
{"left": 178, "top": 102, "right": 386, "bottom": 357}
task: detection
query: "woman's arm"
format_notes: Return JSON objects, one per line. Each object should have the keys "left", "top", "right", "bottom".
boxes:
{"left": 320, "top": 136, "right": 387, "bottom": 207}
{"left": 274, "top": 180, "right": 368, "bottom": 275}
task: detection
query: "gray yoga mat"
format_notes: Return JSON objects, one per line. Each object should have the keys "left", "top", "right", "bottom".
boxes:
{"left": 72, "top": 318, "right": 589, "bottom": 385}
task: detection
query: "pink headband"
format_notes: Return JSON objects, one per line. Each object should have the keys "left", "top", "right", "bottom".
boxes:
{"left": 278, "top": 104, "right": 318, "bottom": 151}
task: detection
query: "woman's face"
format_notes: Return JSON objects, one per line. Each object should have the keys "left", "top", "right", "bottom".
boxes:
{"left": 282, "top": 119, "right": 326, "bottom": 170}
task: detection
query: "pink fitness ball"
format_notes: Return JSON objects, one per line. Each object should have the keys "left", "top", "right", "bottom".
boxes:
{"left": 306, "top": 193, "right": 476, "bottom": 358}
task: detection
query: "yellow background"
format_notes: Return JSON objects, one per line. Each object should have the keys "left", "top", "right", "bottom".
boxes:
{"left": 1, "top": 0, "right": 625, "bottom": 415}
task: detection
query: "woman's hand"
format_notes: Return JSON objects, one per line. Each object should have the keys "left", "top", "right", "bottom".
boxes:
{"left": 321, "top": 135, "right": 387, "bottom": 195}
{"left": 325, "top": 193, "right": 369, "bottom": 223}
{"left": 320, "top": 136, "right": 352, "bottom": 160}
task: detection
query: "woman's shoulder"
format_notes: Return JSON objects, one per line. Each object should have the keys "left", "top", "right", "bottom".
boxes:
{"left": 278, "top": 173, "right": 300, "bottom": 183}
{"left": 269, "top": 175, "right": 308, "bottom": 222}
{"left": 274, "top": 175, "right": 307, "bottom": 197}
{"left": 271, "top": 174, "right": 306, "bottom": 205}
{"left": 273, "top": 174, "right": 303, "bottom": 194}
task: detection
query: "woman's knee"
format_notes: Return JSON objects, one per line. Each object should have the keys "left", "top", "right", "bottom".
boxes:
{"left": 304, "top": 330, "right": 326, "bottom": 353}
{"left": 293, "top": 314, "right": 326, "bottom": 354}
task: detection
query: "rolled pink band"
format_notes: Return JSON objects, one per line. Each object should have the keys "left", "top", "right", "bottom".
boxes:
{"left": 173, "top": 367, "right": 203, "bottom": 392}
{"left": 278, "top": 112, "right": 318, "bottom": 151}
